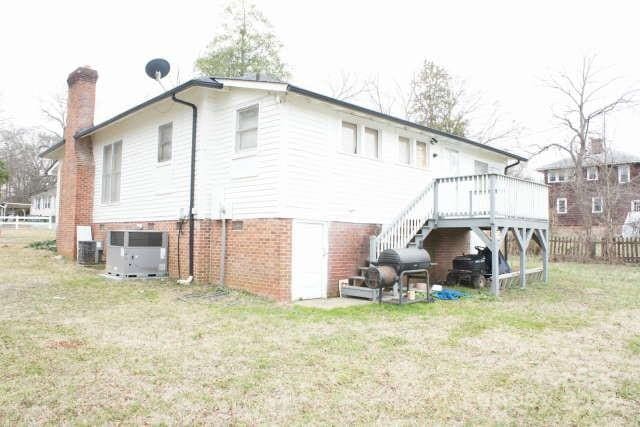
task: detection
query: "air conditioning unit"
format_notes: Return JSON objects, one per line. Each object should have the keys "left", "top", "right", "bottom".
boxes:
{"left": 106, "top": 231, "right": 168, "bottom": 278}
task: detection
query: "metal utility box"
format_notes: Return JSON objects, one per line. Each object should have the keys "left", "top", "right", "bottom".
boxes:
{"left": 106, "top": 231, "right": 168, "bottom": 278}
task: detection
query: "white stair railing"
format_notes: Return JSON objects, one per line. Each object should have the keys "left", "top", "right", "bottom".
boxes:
{"left": 369, "top": 182, "right": 434, "bottom": 261}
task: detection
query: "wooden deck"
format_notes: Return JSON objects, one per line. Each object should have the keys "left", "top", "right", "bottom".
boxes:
{"left": 370, "top": 174, "right": 550, "bottom": 295}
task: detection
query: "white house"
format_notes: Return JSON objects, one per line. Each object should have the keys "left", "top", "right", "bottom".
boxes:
{"left": 42, "top": 67, "right": 549, "bottom": 301}
{"left": 30, "top": 188, "right": 57, "bottom": 219}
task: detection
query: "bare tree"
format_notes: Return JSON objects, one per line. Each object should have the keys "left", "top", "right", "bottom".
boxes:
{"left": 40, "top": 91, "right": 67, "bottom": 139}
{"left": 0, "top": 128, "right": 56, "bottom": 202}
{"left": 326, "top": 70, "right": 368, "bottom": 101}
{"left": 532, "top": 56, "right": 636, "bottom": 239}
{"left": 469, "top": 100, "right": 523, "bottom": 146}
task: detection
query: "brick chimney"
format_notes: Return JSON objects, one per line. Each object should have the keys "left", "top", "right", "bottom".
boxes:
{"left": 589, "top": 137, "right": 604, "bottom": 155}
{"left": 57, "top": 66, "right": 98, "bottom": 258}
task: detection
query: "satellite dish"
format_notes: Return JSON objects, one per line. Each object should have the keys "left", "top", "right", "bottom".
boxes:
{"left": 145, "top": 58, "right": 170, "bottom": 81}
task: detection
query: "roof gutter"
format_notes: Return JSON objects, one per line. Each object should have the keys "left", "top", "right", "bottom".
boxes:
{"left": 39, "top": 139, "right": 65, "bottom": 158}
{"left": 285, "top": 84, "right": 527, "bottom": 162}
{"left": 504, "top": 159, "right": 521, "bottom": 175}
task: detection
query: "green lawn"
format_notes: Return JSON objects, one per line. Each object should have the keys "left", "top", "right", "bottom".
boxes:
{"left": 1, "top": 228, "right": 639, "bottom": 424}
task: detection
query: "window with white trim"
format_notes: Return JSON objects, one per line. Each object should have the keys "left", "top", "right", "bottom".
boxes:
{"left": 556, "top": 198, "right": 567, "bottom": 214}
{"left": 632, "top": 200, "right": 640, "bottom": 212}
{"left": 592, "top": 196, "right": 603, "bottom": 214}
{"left": 157, "top": 122, "right": 173, "bottom": 162}
{"left": 363, "top": 127, "right": 379, "bottom": 159}
{"left": 416, "top": 141, "right": 428, "bottom": 169}
{"left": 474, "top": 160, "right": 489, "bottom": 174}
{"left": 586, "top": 166, "right": 598, "bottom": 181}
{"left": 398, "top": 136, "right": 410, "bottom": 164}
{"left": 548, "top": 169, "right": 566, "bottom": 183}
{"left": 235, "top": 105, "right": 258, "bottom": 152}
{"left": 102, "top": 141, "right": 122, "bottom": 203}
{"left": 618, "top": 164, "right": 630, "bottom": 184}
{"left": 341, "top": 121, "right": 357, "bottom": 154}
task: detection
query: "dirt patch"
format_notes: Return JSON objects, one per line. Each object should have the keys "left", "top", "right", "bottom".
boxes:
{"left": 45, "top": 339, "right": 84, "bottom": 349}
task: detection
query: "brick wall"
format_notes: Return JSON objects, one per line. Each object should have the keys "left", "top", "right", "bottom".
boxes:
{"left": 327, "top": 222, "right": 379, "bottom": 296}
{"left": 93, "top": 218, "right": 292, "bottom": 302}
{"left": 423, "top": 228, "right": 470, "bottom": 282}
{"left": 57, "top": 67, "right": 98, "bottom": 258}
{"left": 545, "top": 165, "right": 640, "bottom": 236}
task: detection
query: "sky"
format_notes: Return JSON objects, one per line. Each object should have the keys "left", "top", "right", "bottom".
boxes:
{"left": 1, "top": 0, "right": 639, "bottom": 168}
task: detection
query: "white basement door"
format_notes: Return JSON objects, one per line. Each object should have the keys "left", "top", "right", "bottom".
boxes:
{"left": 291, "top": 221, "right": 327, "bottom": 300}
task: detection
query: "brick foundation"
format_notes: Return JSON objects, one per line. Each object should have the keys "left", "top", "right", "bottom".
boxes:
{"left": 90, "top": 220, "right": 469, "bottom": 300}
{"left": 93, "top": 218, "right": 292, "bottom": 302}
{"left": 423, "top": 228, "right": 471, "bottom": 282}
{"left": 327, "top": 222, "right": 380, "bottom": 296}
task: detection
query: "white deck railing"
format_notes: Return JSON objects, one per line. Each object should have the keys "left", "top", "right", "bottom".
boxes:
{"left": 435, "top": 174, "right": 548, "bottom": 221}
{"left": 0, "top": 215, "right": 55, "bottom": 229}
{"left": 370, "top": 174, "right": 548, "bottom": 260}
{"left": 370, "top": 182, "right": 435, "bottom": 261}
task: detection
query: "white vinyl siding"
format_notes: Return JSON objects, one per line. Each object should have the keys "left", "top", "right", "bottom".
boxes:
{"left": 592, "top": 196, "right": 603, "bottom": 214}
{"left": 618, "top": 164, "right": 630, "bottom": 183}
{"left": 101, "top": 141, "right": 122, "bottom": 203}
{"left": 157, "top": 122, "right": 173, "bottom": 162}
{"left": 341, "top": 122, "right": 357, "bottom": 154}
{"left": 363, "top": 127, "right": 379, "bottom": 159}
{"left": 236, "top": 105, "right": 258, "bottom": 152}
{"left": 398, "top": 136, "right": 410, "bottom": 164}
{"left": 416, "top": 141, "right": 428, "bottom": 169}
{"left": 556, "top": 198, "right": 567, "bottom": 214}
{"left": 92, "top": 86, "right": 510, "bottom": 226}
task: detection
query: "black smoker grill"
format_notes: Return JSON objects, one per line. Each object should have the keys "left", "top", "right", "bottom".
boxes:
{"left": 364, "top": 248, "right": 433, "bottom": 304}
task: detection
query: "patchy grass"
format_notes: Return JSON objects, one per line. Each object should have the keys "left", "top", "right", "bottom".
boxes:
{"left": 1, "top": 228, "right": 640, "bottom": 424}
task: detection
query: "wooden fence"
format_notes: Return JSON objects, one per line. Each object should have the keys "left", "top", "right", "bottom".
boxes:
{"left": 549, "top": 236, "right": 640, "bottom": 263}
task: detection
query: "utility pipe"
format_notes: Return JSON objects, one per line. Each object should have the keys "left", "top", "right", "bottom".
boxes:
{"left": 171, "top": 94, "right": 197, "bottom": 278}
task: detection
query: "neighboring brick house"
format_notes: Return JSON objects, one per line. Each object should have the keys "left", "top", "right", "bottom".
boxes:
{"left": 41, "top": 65, "right": 535, "bottom": 302}
{"left": 537, "top": 139, "right": 640, "bottom": 237}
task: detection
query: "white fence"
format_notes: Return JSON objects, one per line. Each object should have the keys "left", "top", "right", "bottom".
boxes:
{"left": 0, "top": 216, "right": 55, "bottom": 229}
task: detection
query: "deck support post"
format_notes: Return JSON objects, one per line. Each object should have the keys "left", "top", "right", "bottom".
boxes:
{"left": 535, "top": 228, "right": 549, "bottom": 283}
{"left": 491, "top": 224, "right": 500, "bottom": 296}
{"left": 513, "top": 227, "right": 530, "bottom": 289}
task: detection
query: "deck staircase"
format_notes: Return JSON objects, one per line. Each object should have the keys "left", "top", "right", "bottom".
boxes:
{"left": 343, "top": 174, "right": 551, "bottom": 297}
{"left": 345, "top": 182, "right": 436, "bottom": 290}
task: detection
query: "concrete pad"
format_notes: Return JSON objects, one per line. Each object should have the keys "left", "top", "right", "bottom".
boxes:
{"left": 294, "top": 297, "right": 373, "bottom": 310}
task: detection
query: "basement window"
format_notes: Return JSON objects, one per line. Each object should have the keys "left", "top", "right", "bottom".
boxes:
{"left": 236, "top": 105, "right": 259, "bottom": 152}
{"left": 231, "top": 220, "right": 244, "bottom": 231}
{"left": 157, "top": 122, "right": 173, "bottom": 162}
